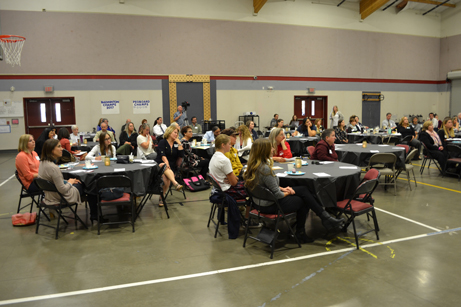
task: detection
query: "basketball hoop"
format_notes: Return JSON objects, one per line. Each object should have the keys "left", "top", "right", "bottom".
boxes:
{"left": 0, "top": 35, "right": 26, "bottom": 67}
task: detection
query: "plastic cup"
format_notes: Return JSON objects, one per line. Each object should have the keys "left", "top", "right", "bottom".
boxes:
{"left": 286, "top": 163, "right": 293, "bottom": 173}
{"left": 85, "top": 160, "right": 91, "bottom": 168}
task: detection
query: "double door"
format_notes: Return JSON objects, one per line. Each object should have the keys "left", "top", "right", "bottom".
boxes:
{"left": 24, "top": 97, "right": 76, "bottom": 140}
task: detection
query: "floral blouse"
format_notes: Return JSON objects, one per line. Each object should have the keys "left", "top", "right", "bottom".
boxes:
{"left": 335, "top": 127, "right": 348, "bottom": 143}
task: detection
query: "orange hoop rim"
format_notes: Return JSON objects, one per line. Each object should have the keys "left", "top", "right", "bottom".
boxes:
{"left": 0, "top": 35, "right": 26, "bottom": 42}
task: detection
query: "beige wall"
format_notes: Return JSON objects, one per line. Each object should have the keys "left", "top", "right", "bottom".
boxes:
{"left": 0, "top": 90, "right": 162, "bottom": 150}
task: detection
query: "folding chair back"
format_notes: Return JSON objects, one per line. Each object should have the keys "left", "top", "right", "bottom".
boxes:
{"left": 137, "top": 164, "right": 169, "bottom": 219}
{"left": 96, "top": 175, "right": 135, "bottom": 234}
{"left": 368, "top": 153, "right": 397, "bottom": 195}
{"left": 243, "top": 185, "right": 300, "bottom": 259}
{"left": 207, "top": 173, "right": 223, "bottom": 192}
{"left": 398, "top": 135, "right": 412, "bottom": 146}
{"left": 396, "top": 144, "right": 409, "bottom": 154}
{"left": 34, "top": 178, "right": 87, "bottom": 239}
{"left": 420, "top": 142, "right": 442, "bottom": 175}
{"left": 307, "top": 146, "right": 315, "bottom": 158}
{"left": 368, "top": 153, "right": 397, "bottom": 167}
{"left": 15, "top": 170, "right": 42, "bottom": 213}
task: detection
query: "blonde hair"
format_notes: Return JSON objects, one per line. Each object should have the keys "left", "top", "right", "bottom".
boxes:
{"left": 125, "top": 122, "right": 134, "bottom": 134}
{"left": 332, "top": 105, "right": 338, "bottom": 116}
{"left": 18, "top": 134, "right": 33, "bottom": 153}
{"left": 399, "top": 116, "right": 409, "bottom": 127}
{"left": 164, "top": 125, "right": 179, "bottom": 140}
{"left": 215, "top": 134, "right": 230, "bottom": 150}
{"left": 421, "top": 121, "right": 433, "bottom": 132}
{"left": 442, "top": 117, "right": 455, "bottom": 138}
{"left": 269, "top": 128, "right": 284, "bottom": 150}
{"left": 244, "top": 139, "right": 274, "bottom": 191}
{"left": 238, "top": 125, "right": 252, "bottom": 142}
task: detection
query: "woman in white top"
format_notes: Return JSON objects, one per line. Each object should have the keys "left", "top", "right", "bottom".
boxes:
{"left": 137, "top": 123, "right": 157, "bottom": 160}
{"left": 329, "top": 105, "right": 343, "bottom": 129}
{"left": 86, "top": 132, "right": 117, "bottom": 160}
{"left": 70, "top": 125, "right": 80, "bottom": 146}
{"left": 235, "top": 125, "right": 253, "bottom": 163}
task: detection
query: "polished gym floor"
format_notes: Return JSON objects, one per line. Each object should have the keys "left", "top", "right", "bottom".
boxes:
{"left": 0, "top": 150, "right": 460, "bottom": 307}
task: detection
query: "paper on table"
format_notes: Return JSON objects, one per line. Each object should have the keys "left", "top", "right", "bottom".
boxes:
{"left": 392, "top": 147, "right": 406, "bottom": 150}
{"left": 140, "top": 160, "right": 154, "bottom": 163}
{"left": 339, "top": 166, "right": 358, "bottom": 169}
{"left": 272, "top": 166, "right": 283, "bottom": 170}
{"left": 69, "top": 170, "right": 85, "bottom": 173}
{"left": 378, "top": 145, "right": 389, "bottom": 147}
{"left": 276, "top": 173, "right": 288, "bottom": 177}
{"left": 285, "top": 158, "right": 296, "bottom": 162}
{"left": 313, "top": 172, "right": 331, "bottom": 177}
{"left": 370, "top": 150, "right": 379, "bottom": 153}
{"left": 141, "top": 164, "right": 156, "bottom": 167}
{"left": 114, "top": 168, "right": 125, "bottom": 172}
{"left": 74, "top": 151, "right": 87, "bottom": 156}
{"left": 319, "top": 161, "right": 333, "bottom": 164}
{"left": 133, "top": 159, "right": 143, "bottom": 163}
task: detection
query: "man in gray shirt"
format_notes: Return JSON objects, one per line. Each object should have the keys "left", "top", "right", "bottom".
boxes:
{"left": 173, "top": 105, "right": 187, "bottom": 127}
{"left": 191, "top": 116, "right": 202, "bottom": 134}
{"left": 382, "top": 112, "right": 396, "bottom": 129}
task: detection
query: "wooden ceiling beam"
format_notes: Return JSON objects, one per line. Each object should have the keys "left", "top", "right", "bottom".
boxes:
{"left": 360, "top": 0, "right": 390, "bottom": 19}
{"left": 408, "top": 0, "right": 456, "bottom": 8}
{"left": 254, "top": 0, "right": 268, "bottom": 14}
{"left": 396, "top": 0, "right": 409, "bottom": 9}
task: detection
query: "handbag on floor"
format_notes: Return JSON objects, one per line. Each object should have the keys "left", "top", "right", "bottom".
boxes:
{"left": 183, "top": 175, "right": 210, "bottom": 192}
{"left": 12, "top": 212, "right": 37, "bottom": 226}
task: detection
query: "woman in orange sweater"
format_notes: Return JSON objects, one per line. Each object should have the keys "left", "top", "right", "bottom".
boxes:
{"left": 57, "top": 128, "right": 87, "bottom": 160}
{"left": 15, "top": 134, "right": 40, "bottom": 193}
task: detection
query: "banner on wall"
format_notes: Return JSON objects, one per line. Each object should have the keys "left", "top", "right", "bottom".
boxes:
{"left": 101, "top": 100, "right": 120, "bottom": 114}
{"left": 133, "top": 100, "right": 150, "bottom": 114}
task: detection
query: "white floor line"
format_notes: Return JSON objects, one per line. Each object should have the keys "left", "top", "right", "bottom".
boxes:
{"left": 0, "top": 174, "right": 14, "bottom": 188}
{"left": 1, "top": 226, "right": 459, "bottom": 306}
{"left": 375, "top": 207, "right": 440, "bottom": 232}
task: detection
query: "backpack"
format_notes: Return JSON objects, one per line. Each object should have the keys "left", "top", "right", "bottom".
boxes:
{"left": 183, "top": 175, "right": 210, "bottom": 192}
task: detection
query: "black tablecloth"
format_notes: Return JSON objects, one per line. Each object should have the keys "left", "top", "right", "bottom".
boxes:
{"left": 191, "top": 134, "right": 204, "bottom": 141}
{"left": 71, "top": 141, "right": 99, "bottom": 151}
{"left": 286, "top": 136, "right": 319, "bottom": 156}
{"left": 272, "top": 161, "right": 361, "bottom": 208}
{"left": 335, "top": 144, "right": 406, "bottom": 168}
{"left": 191, "top": 145, "right": 215, "bottom": 159}
{"left": 62, "top": 162, "right": 156, "bottom": 196}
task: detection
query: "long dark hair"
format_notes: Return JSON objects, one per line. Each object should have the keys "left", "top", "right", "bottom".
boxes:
{"left": 299, "top": 118, "right": 311, "bottom": 132}
{"left": 57, "top": 128, "right": 70, "bottom": 140}
{"left": 154, "top": 117, "right": 162, "bottom": 126}
{"left": 35, "top": 126, "right": 56, "bottom": 157}
{"left": 99, "top": 132, "right": 112, "bottom": 157}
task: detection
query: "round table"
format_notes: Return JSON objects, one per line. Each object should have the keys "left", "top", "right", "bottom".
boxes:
{"left": 335, "top": 144, "right": 406, "bottom": 168}
{"left": 191, "top": 144, "right": 215, "bottom": 159}
{"left": 62, "top": 161, "right": 157, "bottom": 196}
{"left": 286, "top": 136, "right": 319, "bottom": 156}
{"left": 272, "top": 161, "right": 361, "bottom": 208}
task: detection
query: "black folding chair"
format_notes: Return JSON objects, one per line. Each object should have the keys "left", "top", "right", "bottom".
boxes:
{"left": 96, "top": 175, "right": 135, "bottom": 235}
{"left": 207, "top": 174, "right": 247, "bottom": 238}
{"left": 443, "top": 144, "right": 461, "bottom": 181}
{"left": 243, "top": 186, "right": 301, "bottom": 259}
{"left": 333, "top": 177, "right": 380, "bottom": 249}
{"left": 420, "top": 143, "right": 442, "bottom": 175}
{"left": 34, "top": 178, "right": 87, "bottom": 239}
{"left": 14, "top": 170, "right": 43, "bottom": 214}
{"left": 137, "top": 164, "right": 169, "bottom": 219}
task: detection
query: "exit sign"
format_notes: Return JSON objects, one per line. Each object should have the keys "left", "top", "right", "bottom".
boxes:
{"left": 44, "top": 86, "right": 54, "bottom": 93}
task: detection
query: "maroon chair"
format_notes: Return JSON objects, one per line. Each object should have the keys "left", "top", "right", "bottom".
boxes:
{"left": 334, "top": 172, "right": 380, "bottom": 249}
{"left": 396, "top": 144, "right": 409, "bottom": 154}
{"left": 307, "top": 146, "right": 315, "bottom": 158}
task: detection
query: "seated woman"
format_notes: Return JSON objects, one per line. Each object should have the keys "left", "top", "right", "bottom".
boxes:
{"left": 334, "top": 119, "right": 348, "bottom": 144}
{"left": 438, "top": 117, "right": 455, "bottom": 149}
{"left": 314, "top": 118, "right": 324, "bottom": 135}
{"left": 15, "top": 134, "right": 40, "bottom": 193}
{"left": 138, "top": 119, "right": 148, "bottom": 136}
{"left": 155, "top": 125, "right": 185, "bottom": 180}
{"left": 419, "top": 121, "right": 447, "bottom": 171}
{"left": 86, "top": 132, "right": 117, "bottom": 160}
{"left": 289, "top": 115, "right": 299, "bottom": 129}
{"left": 70, "top": 125, "right": 80, "bottom": 145}
{"left": 117, "top": 121, "right": 138, "bottom": 155}
{"left": 180, "top": 125, "right": 210, "bottom": 178}
{"left": 235, "top": 125, "right": 253, "bottom": 163}
{"left": 246, "top": 120, "right": 258, "bottom": 141}
{"left": 137, "top": 123, "right": 157, "bottom": 160}
{"left": 35, "top": 127, "right": 56, "bottom": 158}
{"left": 269, "top": 128, "right": 292, "bottom": 162}
{"left": 243, "top": 138, "right": 344, "bottom": 243}
{"left": 272, "top": 119, "right": 284, "bottom": 130}
{"left": 220, "top": 129, "right": 244, "bottom": 176}
{"left": 452, "top": 116, "right": 460, "bottom": 132}
{"left": 397, "top": 116, "right": 422, "bottom": 159}
{"left": 296, "top": 118, "right": 317, "bottom": 137}
{"left": 38, "top": 139, "right": 98, "bottom": 222}
{"left": 311, "top": 129, "right": 338, "bottom": 161}
{"left": 57, "top": 128, "right": 86, "bottom": 161}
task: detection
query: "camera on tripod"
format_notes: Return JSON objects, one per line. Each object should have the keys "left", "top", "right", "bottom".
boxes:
{"left": 181, "top": 101, "right": 190, "bottom": 110}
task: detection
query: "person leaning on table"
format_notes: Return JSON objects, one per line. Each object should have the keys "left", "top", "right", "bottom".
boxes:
{"left": 311, "top": 129, "right": 338, "bottom": 161}
{"left": 86, "top": 132, "right": 117, "bottom": 160}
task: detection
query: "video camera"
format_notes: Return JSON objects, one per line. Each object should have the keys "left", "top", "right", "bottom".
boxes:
{"left": 181, "top": 101, "right": 190, "bottom": 110}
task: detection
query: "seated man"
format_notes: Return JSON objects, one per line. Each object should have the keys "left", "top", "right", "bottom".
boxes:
{"left": 191, "top": 116, "right": 202, "bottom": 134}
{"left": 153, "top": 117, "right": 168, "bottom": 139}
{"left": 203, "top": 126, "right": 221, "bottom": 142}
{"left": 311, "top": 129, "right": 338, "bottom": 161}
{"left": 269, "top": 114, "right": 278, "bottom": 128}
{"left": 121, "top": 118, "right": 136, "bottom": 135}
{"left": 220, "top": 128, "right": 243, "bottom": 176}
{"left": 93, "top": 122, "right": 115, "bottom": 142}
{"left": 97, "top": 118, "right": 117, "bottom": 142}
{"left": 382, "top": 112, "right": 396, "bottom": 129}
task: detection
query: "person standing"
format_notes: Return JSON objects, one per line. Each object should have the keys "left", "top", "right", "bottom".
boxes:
{"left": 174, "top": 105, "right": 187, "bottom": 128}
{"left": 329, "top": 106, "right": 343, "bottom": 129}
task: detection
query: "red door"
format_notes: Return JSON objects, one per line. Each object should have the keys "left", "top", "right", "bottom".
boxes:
{"left": 294, "top": 96, "right": 328, "bottom": 128}
{"left": 24, "top": 97, "right": 76, "bottom": 140}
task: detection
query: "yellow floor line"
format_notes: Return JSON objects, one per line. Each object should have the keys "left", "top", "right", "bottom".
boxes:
{"left": 396, "top": 177, "right": 461, "bottom": 194}
{"left": 412, "top": 163, "right": 439, "bottom": 170}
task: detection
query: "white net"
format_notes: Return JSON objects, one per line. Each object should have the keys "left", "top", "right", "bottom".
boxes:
{"left": 0, "top": 35, "right": 26, "bottom": 67}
